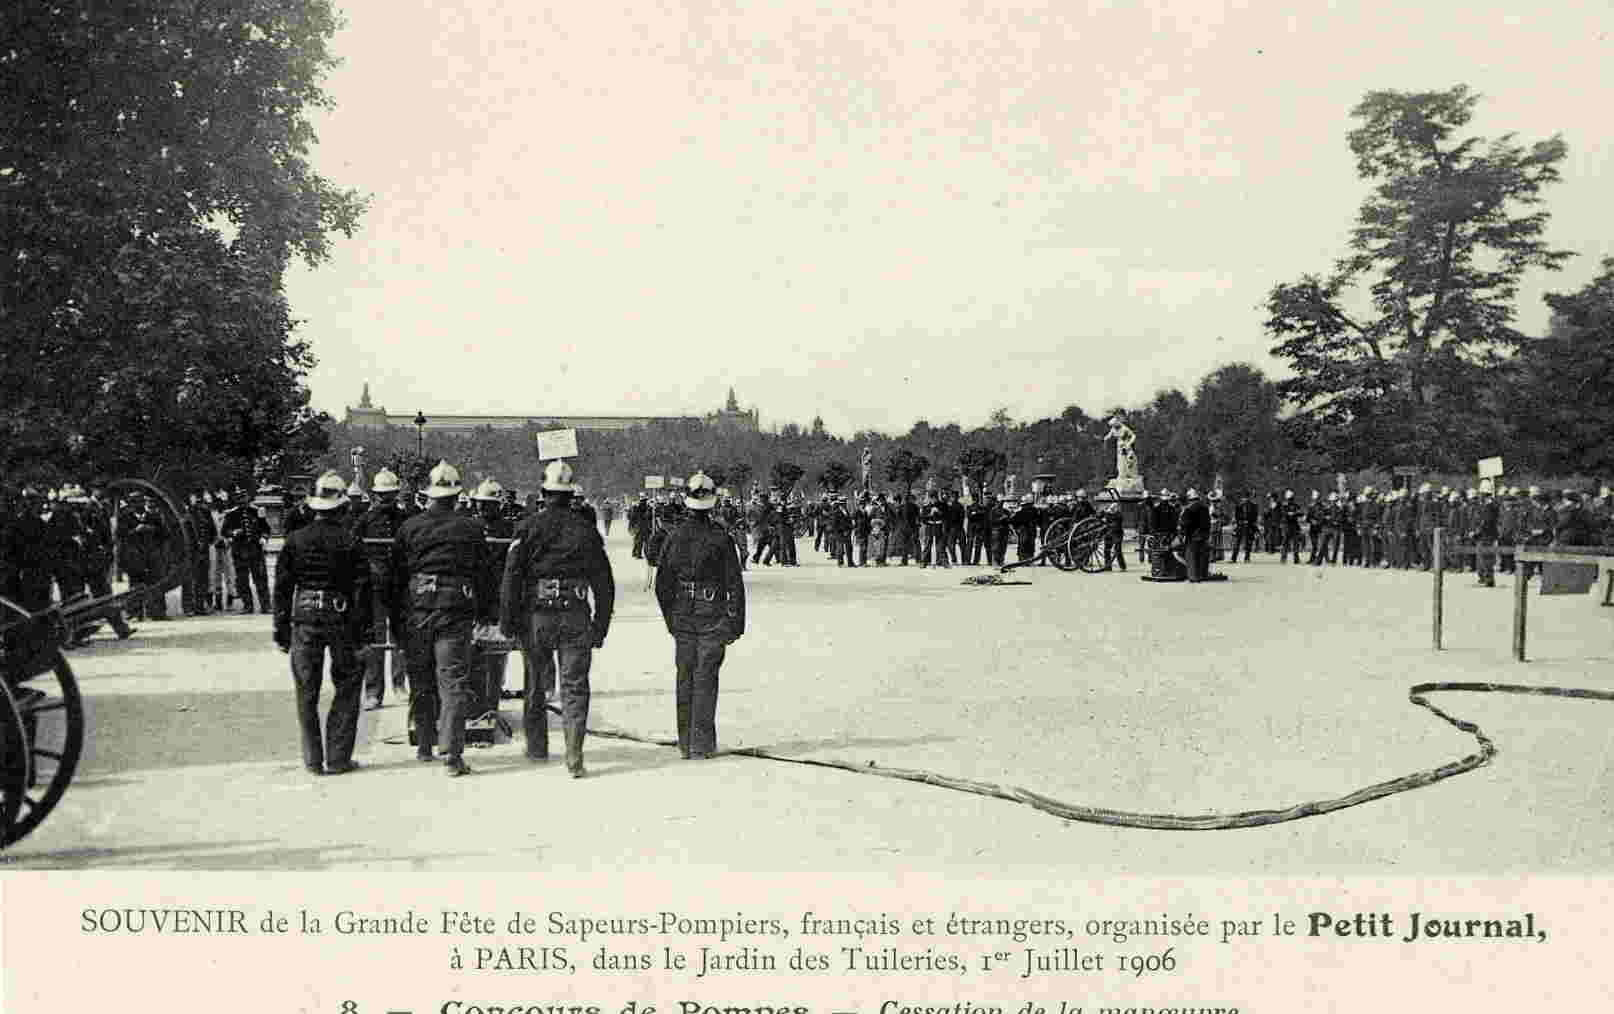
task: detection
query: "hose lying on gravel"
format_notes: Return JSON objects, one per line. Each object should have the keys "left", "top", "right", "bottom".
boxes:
{"left": 536, "top": 681, "right": 1614, "bottom": 831}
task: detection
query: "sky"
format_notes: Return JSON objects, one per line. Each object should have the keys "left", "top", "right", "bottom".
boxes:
{"left": 287, "top": 0, "right": 1613, "bottom": 437}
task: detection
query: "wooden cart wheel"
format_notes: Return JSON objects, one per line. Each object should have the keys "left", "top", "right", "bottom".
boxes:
{"left": 1077, "top": 535, "right": 1109, "bottom": 573}
{"left": 1037, "top": 517, "right": 1077, "bottom": 571}
{"left": 0, "top": 598, "right": 85, "bottom": 848}
{"left": 0, "top": 681, "right": 29, "bottom": 842}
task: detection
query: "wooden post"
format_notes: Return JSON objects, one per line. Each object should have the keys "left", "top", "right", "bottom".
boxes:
{"left": 1512, "top": 558, "right": 1529, "bottom": 661}
{"left": 1431, "top": 526, "right": 1444, "bottom": 651}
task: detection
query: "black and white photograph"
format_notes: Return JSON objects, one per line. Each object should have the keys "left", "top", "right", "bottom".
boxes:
{"left": 2, "top": 0, "right": 1612, "bottom": 1009}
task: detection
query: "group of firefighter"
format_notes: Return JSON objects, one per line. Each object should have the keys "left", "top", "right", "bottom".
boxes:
{"left": 625, "top": 487, "right": 1129, "bottom": 571}
{"left": 1236, "top": 481, "right": 1614, "bottom": 586}
{"left": 0, "top": 483, "right": 279, "bottom": 634}
{"left": 273, "top": 460, "right": 742, "bottom": 780}
{"left": 620, "top": 477, "right": 1614, "bottom": 591}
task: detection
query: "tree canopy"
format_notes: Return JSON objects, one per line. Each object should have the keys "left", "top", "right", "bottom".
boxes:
{"left": 1265, "top": 85, "right": 1572, "bottom": 470}
{"left": 1, "top": 1, "right": 365, "bottom": 489}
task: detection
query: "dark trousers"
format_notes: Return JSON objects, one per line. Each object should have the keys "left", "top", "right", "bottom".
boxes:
{"left": 1104, "top": 532, "right": 1127, "bottom": 571}
{"left": 991, "top": 530, "right": 1010, "bottom": 567}
{"left": 233, "top": 552, "right": 270, "bottom": 611}
{"left": 520, "top": 606, "right": 594, "bottom": 762}
{"left": 967, "top": 530, "right": 988, "bottom": 565}
{"left": 921, "top": 525, "right": 949, "bottom": 566}
{"left": 775, "top": 525, "right": 796, "bottom": 564}
{"left": 1232, "top": 528, "right": 1255, "bottom": 561}
{"left": 893, "top": 526, "right": 913, "bottom": 564}
{"left": 406, "top": 620, "right": 472, "bottom": 759}
{"left": 631, "top": 527, "right": 646, "bottom": 558}
{"left": 1280, "top": 529, "right": 1303, "bottom": 564}
{"left": 853, "top": 534, "right": 869, "bottom": 566}
{"left": 182, "top": 550, "right": 210, "bottom": 614}
{"left": 82, "top": 564, "right": 133, "bottom": 636}
{"left": 674, "top": 633, "right": 726, "bottom": 756}
{"left": 124, "top": 564, "right": 167, "bottom": 618}
{"left": 289, "top": 622, "right": 362, "bottom": 771}
{"left": 1185, "top": 538, "right": 1211, "bottom": 582}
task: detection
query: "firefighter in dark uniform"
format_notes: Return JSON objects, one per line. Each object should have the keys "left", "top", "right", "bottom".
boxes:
{"left": 500, "top": 460, "right": 614, "bottom": 776}
{"left": 63, "top": 485, "right": 135, "bottom": 639}
{"left": 1472, "top": 480, "right": 1501, "bottom": 587}
{"left": 775, "top": 496, "right": 799, "bottom": 566}
{"left": 1279, "top": 490, "right": 1303, "bottom": 564}
{"left": 182, "top": 491, "right": 216, "bottom": 615}
{"left": 272, "top": 472, "right": 368, "bottom": 776}
{"left": 629, "top": 494, "right": 651, "bottom": 559}
{"left": 1100, "top": 492, "right": 1127, "bottom": 571}
{"left": 221, "top": 490, "right": 271, "bottom": 613}
{"left": 1011, "top": 494, "right": 1040, "bottom": 563}
{"left": 123, "top": 490, "right": 173, "bottom": 619}
{"left": 654, "top": 473, "right": 744, "bottom": 759}
{"left": 7, "top": 487, "right": 54, "bottom": 612}
{"left": 393, "top": 461, "right": 491, "bottom": 777}
{"left": 1232, "top": 491, "right": 1258, "bottom": 562}
{"left": 1180, "top": 488, "right": 1212, "bottom": 582}
{"left": 349, "top": 467, "right": 409, "bottom": 709}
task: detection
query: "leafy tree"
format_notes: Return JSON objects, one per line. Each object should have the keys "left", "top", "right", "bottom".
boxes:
{"left": 1182, "top": 364, "right": 1290, "bottom": 494}
{"left": 932, "top": 462, "right": 960, "bottom": 493}
{"left": 884, "top": 448, "right": 930, "bottom": 492}
{"left": 0, "top": 1, "right": 365, "bottom": 484}
{"left": 958, "top": 446, "right": 1006, "bottom": 497}
{"left": 726, "top": 461, "right": 754, "bottom": 497}
{"left": 817, "top": 461, "right": 853, "bottom": 492}
{"left": 769, "top": 460, "right": 804, "bottom": 494}
{"left": 1503, "top": 259, "right": 1614, "bottom": 475}
{"left": 1265, "top": 85, "right": 1572, "bottom": 469}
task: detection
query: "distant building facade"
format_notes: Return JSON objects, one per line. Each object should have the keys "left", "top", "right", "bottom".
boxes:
{"left": 343, "top": 383, "right": 759, "bottom": 435}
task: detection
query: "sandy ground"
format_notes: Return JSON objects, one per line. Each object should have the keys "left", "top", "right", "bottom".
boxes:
{"left": 5, "top": 530, "right": 1612, "bottom": 873}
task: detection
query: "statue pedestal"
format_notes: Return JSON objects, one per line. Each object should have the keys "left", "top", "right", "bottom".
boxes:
{"left": 1105, "top": 476, "right": 1146, "bottom": 498}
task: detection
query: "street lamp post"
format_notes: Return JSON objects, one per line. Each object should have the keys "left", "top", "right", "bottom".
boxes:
{"left": 414, "top": 411, "right": 428, "bottom": 461}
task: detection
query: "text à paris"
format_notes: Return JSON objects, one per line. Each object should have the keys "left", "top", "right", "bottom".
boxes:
{"left": 1307, "top": 911, "right": 1547, "bottom": 943}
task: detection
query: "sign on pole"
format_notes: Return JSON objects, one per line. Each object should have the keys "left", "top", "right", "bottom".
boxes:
{"left": 1477, "top": 456, "right": 1504, "bottom": 479}
{"left": 536, "top": 428, "right": 579, "bottom": 461}
{"left": 668, "top": 476, "right": 686, "bottom": 488}
{"left": 644, "top": 476, "right": 664, "bottom": 490}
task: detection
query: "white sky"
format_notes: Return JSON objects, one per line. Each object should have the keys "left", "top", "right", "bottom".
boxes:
{"left": 287, "top": 0, "right": 1613, "bottom": 436}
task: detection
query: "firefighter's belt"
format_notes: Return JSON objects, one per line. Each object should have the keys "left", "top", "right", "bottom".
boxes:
{"left": 678, "top": 581, "right": 724, "bottom": 602}
{"left": 531, "top": 577, "right": 589, "bottom": 606}
{"left": 294, "top": 588, "right": 349, "bottom": 613}
{"left": 412, "top": 573, "right": 473, "bottom": 595}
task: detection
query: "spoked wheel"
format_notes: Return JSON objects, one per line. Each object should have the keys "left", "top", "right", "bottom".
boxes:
{"left": 1042, "top": 518, "right": 1079, "bottom": 571}
{"left": 0, "top": 682, "right": 29, "bottom": 839}
{"left": 0, "top": 598, "right": 85, "bottom": 848}
{"left": 1076, "top": 536, "right": 1109, "bottom": 573}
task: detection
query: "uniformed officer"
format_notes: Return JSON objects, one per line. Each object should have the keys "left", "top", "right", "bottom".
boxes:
{"left": 654, "top": 473, "right": 745, "bottom": 760}
{"left": 1279, "top": 490, "right": 1303, "bottom": 564}
{"left": 119, "top": 490, "right": 171, "bottom": 619}
{"left": 272, "top": 472, "right": 368, "bottom": 776}
{"left": 220, "top": 490, "right": 271, "bottom": 613}
{"left": 1100, "top": 492, "right": 1127, "bottom": 571}
{"left": 393, "top": 461, "right": 491, "bottom": 777}
{"left": 1180, "top": 488, "right": 1212, "bottom": 582}
{"left": 499, "top": 461, "right": 614, "bottom": 776}
{"left": 1232, "top": 491, "right": 1258, "bottom": 562}
{"left": 349, "top": 467, "right": 409, "bottom": 709}
{"left": 1011, "top": 494, "right": 1040, "bottom": 563}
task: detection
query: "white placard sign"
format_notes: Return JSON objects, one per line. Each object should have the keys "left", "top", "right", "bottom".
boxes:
{"left": 644, "top": 476, "right": 664, "bottom": 489}
{"left": 1477, "top": 456, "right": 1504, "bottom": 478}
{"left": 536, "top": 428, "right": 579, "bottom": 461}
